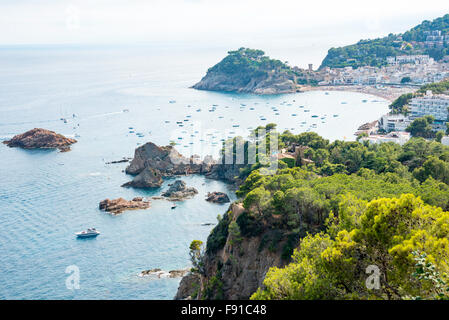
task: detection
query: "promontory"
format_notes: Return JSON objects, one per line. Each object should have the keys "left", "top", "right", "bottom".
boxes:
{"left": 192, "top": 48, "right": 316, "bottom": 94}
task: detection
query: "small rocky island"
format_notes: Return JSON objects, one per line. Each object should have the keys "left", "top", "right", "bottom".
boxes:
{"left": 99, "top": 197, "right": 151, "bottom": 215}
{"left": 192, "top": 48, "right": 314, "bottom": 94}
{"left": 3, "top": 128, "right": 77, "bottom": 152}
{"left": 205, "top": 191, "right": 230, "bottom": 203}
{"left": 162, "top": 180, "right": 198, "bottom": 200}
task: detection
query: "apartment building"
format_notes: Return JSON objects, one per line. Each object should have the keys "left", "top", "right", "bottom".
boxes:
{"left": 410, "top": 91, "right": 449, "bottom": 123}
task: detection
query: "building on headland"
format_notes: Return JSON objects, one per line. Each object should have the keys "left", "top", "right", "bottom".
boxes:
{"left": 387, "top": 55, "right": 432, "bottom": 65}
{"left": 409, "top": 91, "right": 449, "bottom": 130}
{"left": 360, "top": 131, "right": 411, "bottom": 145}
{"left": 318, "top": 54, "right": 449, "bottom": 87}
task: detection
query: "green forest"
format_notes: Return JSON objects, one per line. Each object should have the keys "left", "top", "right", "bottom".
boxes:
{"left": 207, "top": 47, "right": 317, "bottom": 85}
{"left": 201, "top": 126, "right": 449, "bottom": 300}
{"left": 320, "top": 14, "right": 449, "bottom": 69}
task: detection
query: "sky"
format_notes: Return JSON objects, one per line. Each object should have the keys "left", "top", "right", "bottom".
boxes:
{"left": 0, "top": 0, "right": 448, "bottom": 67}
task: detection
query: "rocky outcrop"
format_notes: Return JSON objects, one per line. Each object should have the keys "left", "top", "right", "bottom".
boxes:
{"left": 175, "top": 203, "right": 287, "bottom": 300}
{"left": 161, "top": 180, "right": 198, "bottom": 200}
{"left": 121, "top": 167, "right": 163, "bottom": 188}
{"left": 139, "top": 268, "right": 190, "bottom": 279}
{"left": 193, "top": 72, "right": 298, "bottom": 95}
{"left": 205, "top": 163, "right": 247, "bottom": 185}
{"left": 122, "top": 142, "right": 215, "bottom": 188}
{"left": 122, "top": 141, "right": 247, "bottom": 189}
{"left": 99, "top": 197, "right": 150, "bottom": 215}
{"left": 3, "top": 128, "right": 77, "bottom": 151}
{"left": 125, "top": 142, "right": 208, "bottom": 176}
{"left": 206, "top": 192, "right": 230, "bottom": 204}
{"left": 175, "top": 272, "right": 201, "bottom": 300}
{"left": 192, "top": 48, "right": 302, "bottom": 95}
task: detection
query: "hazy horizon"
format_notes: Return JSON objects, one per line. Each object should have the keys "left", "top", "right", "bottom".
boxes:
{"left": 1, "top": 1, "right": 449, "bottom": 68}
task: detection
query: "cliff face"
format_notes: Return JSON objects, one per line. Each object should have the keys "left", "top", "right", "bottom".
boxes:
{"left": 176, "top": 203, "right": 287, "bottom": 300}
{"left": 125, "top": 142, "right": 206, "bottom": 176}
{"left": 193, "top": 70, "right": 299, "bottom": 95}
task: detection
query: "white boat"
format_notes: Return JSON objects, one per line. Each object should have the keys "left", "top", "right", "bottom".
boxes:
{"left": 76, "top": 228, "right": 100, "bottom": 238}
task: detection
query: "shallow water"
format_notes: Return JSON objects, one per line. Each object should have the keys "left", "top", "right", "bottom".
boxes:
{"left": 0, "top": 45, "right": 389, "bottom": 299}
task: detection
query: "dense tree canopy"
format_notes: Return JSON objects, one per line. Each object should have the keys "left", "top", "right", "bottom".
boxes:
{"left": 201, "top": 128, "right": 449, "bottom": 300}
{"left": 251, "top": 194, "right": 449, "bottom": 300}
{"left": 320, "top": 14, "right": 449, "bottom": 69}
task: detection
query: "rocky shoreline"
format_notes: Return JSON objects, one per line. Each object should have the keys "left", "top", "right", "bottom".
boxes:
{"left": 193, "top": 72, "right": 300, "bottom": 95}
{"left": 140, "top": 268, "right": 190, "bottom": 279}
{"left": 121, "top": 141, "right": 244, "bottom": 189}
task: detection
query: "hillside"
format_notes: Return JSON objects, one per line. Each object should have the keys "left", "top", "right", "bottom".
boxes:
{"left": 176, "top": 129, "right": 449, "bottom": 300}
{"left": 192, "top": 48, "right": 317, "bottom": 94}
{"left": 320, "top": 14, "right": 449, "bottom": 69}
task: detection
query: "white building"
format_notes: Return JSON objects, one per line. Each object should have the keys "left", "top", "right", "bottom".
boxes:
{"left": 361, "top": 132, "right": 410, "bottom": 145}
{"left": 410, "top": 91, "right": 449, "bottom": 123}
{"left": 387, "top": 55, "right": 432, "bottom": 65}
{"left": 379, "top": 114, "right": 410, "bottom": 132}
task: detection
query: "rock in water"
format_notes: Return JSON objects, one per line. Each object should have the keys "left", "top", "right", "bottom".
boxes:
{"left": 121, "top": 167, "right": 163, "bottom": 188}
{"left": 3, "top": 128, "right": 77, "bottom": 151}
{"left": 140, "top": 268, "right": 190, "bottom": 279}
{"left": 161, "top": 180, "right": 198, "bottom": 200}
{"left": 125, "top": 142, "right": 204, "bottom": 176}
{"left": 206, "top": 192, "right": 230, "bottom": 203}
{"left": 99, "top": 197, "right": 151, "bottom": 215}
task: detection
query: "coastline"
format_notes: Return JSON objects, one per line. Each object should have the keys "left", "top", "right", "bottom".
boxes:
{"left": 300, "top": 84, "right": 417, "bottom": 102}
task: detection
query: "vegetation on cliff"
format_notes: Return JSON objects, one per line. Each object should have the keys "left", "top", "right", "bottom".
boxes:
{"left": 193, "top": 48, "right": 316, "bottom": 94}
{"left": 251, "top": 194, "right": 449, "bottom": 300}
{"left": 320, "top": 14, "right": 449, "bottom": 69}
{"left": 184, "top": 128, "right": 449, "bottom": 300}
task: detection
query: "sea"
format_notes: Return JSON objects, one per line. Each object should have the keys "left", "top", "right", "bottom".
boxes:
{"left": 0, "top": 44, "right": 389, "bottom": 299}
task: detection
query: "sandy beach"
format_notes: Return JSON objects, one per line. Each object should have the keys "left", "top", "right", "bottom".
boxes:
{"left": 301, "top": 85, "right": 417, "bottom": 102}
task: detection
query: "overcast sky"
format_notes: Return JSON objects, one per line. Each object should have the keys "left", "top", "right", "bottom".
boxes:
{"left": 0, "top": 0, "right": 448, "bottom": 46}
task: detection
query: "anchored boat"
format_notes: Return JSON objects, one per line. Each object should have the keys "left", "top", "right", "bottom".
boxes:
{"left": 76, "top": 228, "right": 100, "bottom": 238}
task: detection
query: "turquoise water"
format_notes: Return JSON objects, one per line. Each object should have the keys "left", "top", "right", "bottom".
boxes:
{"left": 0, "top": 45, "right": 389, "bottom": 299}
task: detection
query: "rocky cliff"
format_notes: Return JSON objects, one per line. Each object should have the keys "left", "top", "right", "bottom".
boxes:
{"left": 122, "top": 142, "right": 213, "bottom": 188}
{"left": 192, "top": 48, "right": 305, "bottom": 95}
{"left": 175, "top": 203, "right": 288, "bottom": 300}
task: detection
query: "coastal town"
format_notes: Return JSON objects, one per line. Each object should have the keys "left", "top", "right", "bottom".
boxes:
{"left": 356, "top": 89, "right": 449, "bottom": 145}
{"left": 301, "top": 50, "right": 449, "bottom": 147}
